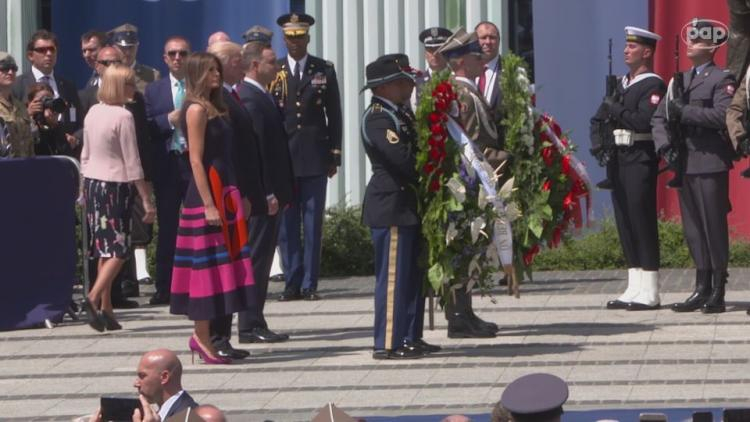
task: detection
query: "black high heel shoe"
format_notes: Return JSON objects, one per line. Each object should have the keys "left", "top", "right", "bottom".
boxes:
{"left": 101, "top": 311, "right": 122, "bottom": 331}
{"left": 82, "top": 298, "right": 105, "bottom": 332}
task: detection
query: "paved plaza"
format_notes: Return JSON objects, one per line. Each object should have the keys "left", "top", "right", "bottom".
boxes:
{"left": 2, "top": 269, "right": 750, "bottom": 421}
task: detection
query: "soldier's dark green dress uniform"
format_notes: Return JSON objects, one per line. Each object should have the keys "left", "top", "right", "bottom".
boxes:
{"left": 361, "top": 55, "right": 439, "bottom": 360}
{"left": 652, "top": 19, "right": 736, "bottom": 314}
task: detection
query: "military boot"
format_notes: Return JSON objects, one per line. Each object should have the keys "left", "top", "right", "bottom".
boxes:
{"left": 446, "top": 288, "right": 495, "bottom": 338}
{"left": 671, "top": 269, "right": 711, "bottom": 312}
{"left": 701, "top": 271, "right": 727, "bottom": 314}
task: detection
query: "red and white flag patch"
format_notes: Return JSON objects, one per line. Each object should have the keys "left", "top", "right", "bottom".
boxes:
{"left": 726, "top": 84, "right": 736, "bottom": 96}
{"left": 650, "top": 94, "right": 661, "bottom": 105}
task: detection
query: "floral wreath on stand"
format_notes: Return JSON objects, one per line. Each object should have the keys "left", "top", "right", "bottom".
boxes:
{"left": 500, "top": 53, "right": 592, "bottom": 282}
{"left": 415, "top": 70, "right": 518, "bottom": 304}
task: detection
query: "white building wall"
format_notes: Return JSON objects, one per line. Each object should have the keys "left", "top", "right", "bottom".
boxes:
{"left": 1, "top": 0, "right": 39, "bottom": 73}
{"left": 306, "top": 0, "right": 507, "bottom": 208}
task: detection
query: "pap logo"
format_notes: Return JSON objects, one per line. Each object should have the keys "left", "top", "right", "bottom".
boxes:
{"left": 681, "top": 18, "right": 729, "bottom": 47}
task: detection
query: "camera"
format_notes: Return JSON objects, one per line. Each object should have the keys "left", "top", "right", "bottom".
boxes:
{"left": 41, "top": 96, "right": 68, "bottom": 113}
{"left": 33, "top": 96, "right": 69, "bottom": 130}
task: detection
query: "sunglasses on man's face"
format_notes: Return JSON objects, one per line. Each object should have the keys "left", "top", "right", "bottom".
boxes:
{"left": 32, "top": 46, "right": 57, "bottom": 55}
{"left": 0, "top": 64, "right": 18, "bottom": 73}
{"left": 166, "top": 50, "right": 189, "bottom": 58}
{"left": 97, "top": 59, "right": 122, "bottom": 67}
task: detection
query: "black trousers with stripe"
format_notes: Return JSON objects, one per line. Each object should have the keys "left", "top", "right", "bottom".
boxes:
{"left": 371, "top": 225, "right": 422, "bottom": 351}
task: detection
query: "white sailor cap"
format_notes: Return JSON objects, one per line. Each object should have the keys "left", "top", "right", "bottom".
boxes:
{"left": 624, "top": 26, "right": 661, "bottom": 47}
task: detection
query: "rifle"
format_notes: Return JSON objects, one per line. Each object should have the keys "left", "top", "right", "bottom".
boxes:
{"left": 665, "top": 35, "right": 685, "bottom": 188}
{"left": 590, "top": 39, "right": 618, "bottom": 190}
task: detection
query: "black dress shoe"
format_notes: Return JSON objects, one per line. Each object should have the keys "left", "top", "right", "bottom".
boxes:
{"left": 470, "top": 313, "right": 498, "bottom": 332}
{"left": 627, "top": 302, "right": 660, "bottom": 311}
{"left": 238, "top": 327, "right": 289, "bottom": 343}
{"left": 122, "top": 279, "right": 140, "bottom": 297}
{"left": 403, "top": 339, "right": 441, "bottom": 354}
{"left": 149, "top": 291, "right": 170, "bottom": 305}
{"left": 606, "top": 299, "right": 630, "bottom": 310}
{"left": 112, "top": 298, "right": 139, "bottom": 309}
{"left": 447, "top": 316, "right": 496, "bottom": 338}
{"left": 82, "top": 299, "right": 105, "bottom": 333}
{"left": 596, "top": 178, "right": 613, "bottom": 190}
{"left": 216, "top": 345, "right": 250, "bottom": 359}
{"left": 269, "top": 274, "right": 285, "bottom": 282}
{"left": 302, "top": 290, "right": 321, "bottom": 301}
{"left": 372, "top": 347, "right": 423, "bottom": 360}
{"left": 278, "top": 290, "right": 302, "bottom": 301}
{"left": 138, "top": 277, "right": 154, "bottom": 285}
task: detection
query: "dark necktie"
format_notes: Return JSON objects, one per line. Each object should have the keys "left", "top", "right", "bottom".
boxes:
{"left": 231, "top": 88, "right": 241, "bottom": 103}
{"left": 294, "top": 61, "right": 301, "bottom": 81}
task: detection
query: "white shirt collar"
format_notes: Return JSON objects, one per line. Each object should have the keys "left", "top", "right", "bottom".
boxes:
{"left": 693, "top": 62, "right": 711, "bottom": 76}
{"left": 244, "top": 77, "right": 268, "bottom": 93}
{"left": 31, "top": 66, "right": 54, "bottom": 81}
{"left": 222, "top": 82, "right": 233, "bottom": 92}
{"left": 287, "top": 54, "right": 308, "bottom": 74}
{"left": 485, "top": 55, "right": 500, "bottom": 72}
{"left": 454, "top": 76, "right": 478, "bottom": 90}
{"left": 169, "top": 73, "right": 183, "bottom": 87}
{"left": 157, "top": 390, "right": 184, "bottom": 420}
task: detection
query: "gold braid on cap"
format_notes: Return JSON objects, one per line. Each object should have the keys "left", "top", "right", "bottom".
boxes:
{"left": 269, "top": 69, "right": 288, "bottom": 103}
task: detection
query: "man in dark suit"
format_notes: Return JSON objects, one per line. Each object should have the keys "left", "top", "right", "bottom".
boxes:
{"left": 204, "top": 39, "right": 267, "bottom": 357}
{"left": 77, "top": 46, "right": 152, "bottom": 309}
{"left": 236, "top": 30, "right": 295, "bottom": 344}
{"left": 145, "top": 36, "right": 192, "bottom": 305}
{"left": 80, "top": 30, "right": 106, "bottom": 88}
{"left": 475, "top": 21, "right": 504, "bottom": 128}
{"left": 653, "top": 19, "right": 736, "bottom": 314}
{"left": 271, "top": 13, "right": 342, "bottom": 301}
{"left": 108, "top": 23, "right": 161, "bottom": 93}
{"left": 132, "top": 349, "right": 198, "bottom": 420}
{"left": 12, "top": 29, "right": 82, "bottom": 158}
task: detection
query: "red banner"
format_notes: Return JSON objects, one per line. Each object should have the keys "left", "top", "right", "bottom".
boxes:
{"left": 650, "top": 0, "right": 750, "bottom": 239}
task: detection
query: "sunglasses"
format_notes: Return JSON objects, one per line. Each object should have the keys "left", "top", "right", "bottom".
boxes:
{"left": 166, "top": 50, "right": 189, "bottom": 58}
{"left": 32, "top": 46, "right": 57, "bottom": 54}
{"left": 97, "top": 59, "right": 122, "bottom": 66}
{"left": 0, "top": 64, "right": 18, "bottom": 73}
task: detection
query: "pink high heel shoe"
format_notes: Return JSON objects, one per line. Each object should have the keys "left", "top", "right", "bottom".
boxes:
{"left": 188, "top": 335, "right": 231, "bottom": 365}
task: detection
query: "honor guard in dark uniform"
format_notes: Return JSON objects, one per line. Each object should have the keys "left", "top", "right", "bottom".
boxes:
{"left": 591, "top": 27, "right": 665, "bottom": 311}
{"left": 653, "top": 18, "right": 735, "bottom": 314}
{"left": 361, "top": 54, "right": 440, "bottom": 360}
{"left": 500, "top": 373, "right": 569, "bottom": 422}
{"left": 109, "top": 24, "right": 160, "bottom": 93}
{"left": 272, "top": 13, "right": 343, "bottom": 301}
{"left": 436, "top": 28, "right": 503, "bottom": 338}
{"left": 416, "top": 27, "right": 452, "bottom": 99}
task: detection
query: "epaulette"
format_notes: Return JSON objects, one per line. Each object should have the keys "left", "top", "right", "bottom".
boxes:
{"left": 325, "top": 60, "right": 334, "bottom": 68}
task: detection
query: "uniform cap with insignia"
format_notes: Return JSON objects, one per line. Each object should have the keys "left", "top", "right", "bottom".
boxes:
{"left": 108, "top": 23, "right": 139, "bottom": 47}
{"left": 0, "top": 51, "right": 17, "bottom": 71}
{"left": 500, "top": 373, "right": 569, "bottom": 422}
{"left": 687, "top": 17, "right": 728, "bottom": 45}
{"left": 624, "top": 26, "right": 661, "bottom": 47}
{"left": 242, "top": 25, "right": 273, "bottom": 44}
{"left": 361, "top": 54, "right": 416, "bottom": 92}
{"left": 277, "top": 13, "right": 315, "bottom": 37}
{"left": 435, "top": 27, "right": 482, "bottom": 59}
{"left": 419, "top": 27, "right": 453, "bottom": 48}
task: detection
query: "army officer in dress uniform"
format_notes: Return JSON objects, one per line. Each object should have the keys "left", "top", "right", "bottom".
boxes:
{"left": 435, "top": 27, "right": 503, "bottom": 338}
{"left": 271, "top": 13, "right": 342, "bottom": 302}
{"left": 361, "top": 54, "right": 440, "bottom": 360}
{"left": 653, "top": 18, "right": 736, "bottom": 314}
{"left": 109, "top": 24, "right": 160, "bottom": 93}
{"left": 591, "top": 27, "right": 666, "bottom": 312}
{"left": 415, "top": 26, "right": 452, "bottom": 100}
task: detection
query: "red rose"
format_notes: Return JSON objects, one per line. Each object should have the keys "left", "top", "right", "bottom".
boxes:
{"left": 523, "top": 244, "right": 540, "bottom": 266}
{"left": 541, "top": 147, "right": 555, "bottom": 166}
{"left": 429, "top": 112, "right": 442, "bottom": 124}
{"left": 563, "top": 191, "right": 574, "bottom": 209}
{"left": 423, "top": 163, "right": 435, "bottom": 174}
{"left": 429, "top": 178, "right": 441, "bottom": 192}
{"left": 542, "top": 180, "right": 551, "bottom": 191}
{"left": 561, "top": 155, "right": 571, "bottom": 175}
{"left": 429, "top": 148, "right": 441, "bottom": 161}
